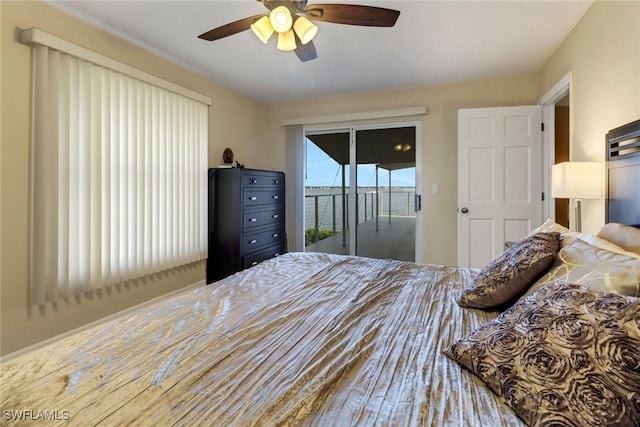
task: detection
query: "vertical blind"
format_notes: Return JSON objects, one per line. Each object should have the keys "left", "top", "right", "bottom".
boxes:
{"left": 30, "top": 44, "right": 208, "bottom": 305}
{"left": 285, "top": 125, "right": 305, "bottom": 252}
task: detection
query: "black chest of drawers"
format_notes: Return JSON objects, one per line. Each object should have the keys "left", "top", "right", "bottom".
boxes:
{"left": 207, "top": 168, "right": 286, "bottom": 283}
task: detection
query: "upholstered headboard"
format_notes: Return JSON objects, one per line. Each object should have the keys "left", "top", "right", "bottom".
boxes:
{"left": 606, "top": 119, "right": 640, "bottom": 227}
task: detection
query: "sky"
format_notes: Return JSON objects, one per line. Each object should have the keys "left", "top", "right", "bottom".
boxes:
{"left": 305, "top": 139, "right": 416, "bottom": 187}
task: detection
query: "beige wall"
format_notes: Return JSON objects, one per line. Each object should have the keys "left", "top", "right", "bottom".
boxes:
{"left": 539, "top": 0, "right": 640, "bottom": 234}
{"left": 265, "top": 74, "right": 540, "bottom": 266}
{"left": 0, "top": 1, "right": 269, "bottom": 356}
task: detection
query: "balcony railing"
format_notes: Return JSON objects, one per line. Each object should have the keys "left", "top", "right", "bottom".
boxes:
{"left": 304, "top": 189, "right": 415, "bottom": 246}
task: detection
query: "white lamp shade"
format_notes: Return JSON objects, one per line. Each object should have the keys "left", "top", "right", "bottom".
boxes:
{"left": 250, "top": 16, "right": 274, "bottom": 44}
{"left": 551, "top": 162, "right": 602, "bottom": 199}
{"left": 293, "top": 16, "right": 318, "bottom": 45}
{"left": 270, "top": 6, "right": 293, "bottom": 33}
{"left": 277, "top": 30, "right": 297, "bottom": 51}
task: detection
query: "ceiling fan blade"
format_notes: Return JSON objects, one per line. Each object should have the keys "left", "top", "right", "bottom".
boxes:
{"left": 294, "top": 39, "right": 318, "bottom": 62}
{"left": 305, "top": 4, "right": 400, "bottom": 27}
{"left": 198, "top": 14, "right": 264, "bottom": 41}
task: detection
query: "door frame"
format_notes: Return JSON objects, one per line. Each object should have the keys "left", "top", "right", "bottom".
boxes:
{"left": 538, "top": 71, "right": 573, "bottom": 222}
{"left": 304, "top": 120, "right": 423, "bottom": 261}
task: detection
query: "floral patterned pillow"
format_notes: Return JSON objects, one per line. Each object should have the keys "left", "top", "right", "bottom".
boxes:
{"left": 444, "top": 282, "right": 640, "bottom": 426}
{"left": 457, "top": 232, "right": 560, "bottom": 309}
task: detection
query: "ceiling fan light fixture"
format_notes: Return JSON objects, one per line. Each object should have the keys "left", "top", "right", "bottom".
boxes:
{"left": 250, "top": 16, "right": 275, "bottom": 44}
{"left": 293, "top": 16, "right": 318, "bottom": 45}
{"left": 270, "top": 6, "right": 293, "bottom": 33}
{"left": 198, "top": 3, "right": 400, "bottom": 63}
{"left": 402, "top": 144, "right": 412, "bottom": 151}
{"left": 393, "top": 143, "right": 403, "bottom": 152}
{"left": 277, "top": 30, "right": 297, "bottom": 51}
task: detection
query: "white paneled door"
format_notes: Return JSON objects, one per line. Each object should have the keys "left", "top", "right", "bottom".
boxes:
{"left": 458, "top": 106, "right": 543, "bottom": 268}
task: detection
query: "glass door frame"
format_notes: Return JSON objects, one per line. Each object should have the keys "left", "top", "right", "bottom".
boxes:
{"left": 348, "top": 128, "right": 357, "bottom": 254}
{"left": 305, "top": 120, "right": 423, "bottom": 261}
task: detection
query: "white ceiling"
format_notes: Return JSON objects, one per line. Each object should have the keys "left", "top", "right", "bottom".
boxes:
{"left": 47, "top": 0, "right": 593, "bottom": 104}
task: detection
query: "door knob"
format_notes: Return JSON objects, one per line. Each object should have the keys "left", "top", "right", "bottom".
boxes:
{"left": 461, "top": 207, "right": 469, "bottom": 214}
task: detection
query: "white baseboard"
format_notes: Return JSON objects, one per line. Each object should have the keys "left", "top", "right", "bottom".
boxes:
{"left": 1, "top": 280, "right": 206, "bottom": 363}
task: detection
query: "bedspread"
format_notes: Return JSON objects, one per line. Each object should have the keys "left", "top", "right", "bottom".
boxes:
{"left": 1, "top": 253, "right": 524, "bottom": 426}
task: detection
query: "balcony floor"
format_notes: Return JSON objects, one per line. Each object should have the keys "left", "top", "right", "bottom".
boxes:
{"left": 304, "top": 216, "right": 416, "bottom": 262}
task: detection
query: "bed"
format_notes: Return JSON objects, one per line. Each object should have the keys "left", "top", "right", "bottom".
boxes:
{"left": 1, "top": 121, "right": 639, "bottom": 426}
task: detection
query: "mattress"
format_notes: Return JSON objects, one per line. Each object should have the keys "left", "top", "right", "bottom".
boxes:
{"left": 0, "top": 253, "right": 523, "bottom": 426}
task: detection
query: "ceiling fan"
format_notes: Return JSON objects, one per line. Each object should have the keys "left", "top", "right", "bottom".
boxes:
{"left": 198, "top": 0, "right": 400, "bottom": 62}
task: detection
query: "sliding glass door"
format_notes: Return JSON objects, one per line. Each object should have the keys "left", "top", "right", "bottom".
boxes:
{"left": 305, "top": 124, "right": 418, "bottom": 262}
{"left": 305, "top": 130, "right": 351, "bottom": 255}
{"left": 354, "top": 127, "right": 416, "bottom": 261}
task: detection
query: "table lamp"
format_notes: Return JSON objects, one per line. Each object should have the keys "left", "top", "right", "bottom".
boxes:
{"left": 551, "top": 162, "right": 602, "bottom": 232}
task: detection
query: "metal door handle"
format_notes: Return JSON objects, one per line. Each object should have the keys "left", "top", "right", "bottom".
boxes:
{"left": 461, "top": 207, "right": 469, "bottom": 214}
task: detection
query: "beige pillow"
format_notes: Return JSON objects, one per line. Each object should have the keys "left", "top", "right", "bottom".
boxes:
{"left": 529, "top": 219, "right": 599, "bottom": 249}
{"left": 457, "top": 232, "right": 560, "bottom": 309}
{"left": 529, "top": 219, "right": 571, "bottom": 235}
{"left": 597, "top": 222, "right": 640, "bottom": 256}
{"left": 445, "top": 282, "right": 640, "bottom": 426}
{"left": 524, "top": 237, "right": 640, "bottom": 298}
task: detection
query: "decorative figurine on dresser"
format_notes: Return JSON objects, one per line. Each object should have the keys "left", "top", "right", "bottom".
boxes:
{"left": 207, "top": 166, "right": 286, "bottom": 283}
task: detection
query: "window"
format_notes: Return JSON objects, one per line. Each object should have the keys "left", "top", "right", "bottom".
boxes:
{"left": 24, "top": 29, "right": 210, "bottom": 305}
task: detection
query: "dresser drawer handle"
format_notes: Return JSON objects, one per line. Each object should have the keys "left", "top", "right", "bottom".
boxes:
{"left": 249, "top": 178, "right": 257, "bottom": 185}
{"left": 251, "top": 261, "right": 258, "bottom": 266}
{"left": 249, "top": 196, "right": 257, "bottom": 201}
{"left": 272, "top": 233, "right": 279, "bottom": 238}
{"left": 272, "top": 195, "right": 279, "bottom": 199}
{"left": 273, "top": 179, "right": 280, "bottom": 184}
{"left": 249, "top": 239, "right": 257, "bottom": 244}
{"left": 249, "top": 218, "right": 257, "bottom": 222}
{"left": 274, "top": 253, "right": 280, "bottom": 257}
{"left": 272, "top": 214, "right": 279, "bottom": 219}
